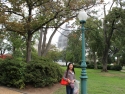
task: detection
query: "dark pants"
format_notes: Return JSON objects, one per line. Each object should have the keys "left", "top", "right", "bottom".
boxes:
{"left": 66, "top": 85, "right": 74, "bottom": 94}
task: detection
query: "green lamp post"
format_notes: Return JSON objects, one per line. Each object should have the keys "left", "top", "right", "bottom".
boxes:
{"left": 78, "top": 10, "right": 88, "bottom": 94}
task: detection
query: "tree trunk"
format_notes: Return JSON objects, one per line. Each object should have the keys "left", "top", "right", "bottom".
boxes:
{"left": 66, "top": 61, "right": 68, "bottom": 66}
{"left": 13, "top": 46, "right": 16, "bottom": 54}
{"left": 0, "top": 50, "right": 2, "bottom": 55}
{"left": 42, "top": 28, "right": 58, "bottom": 56}
{"left": 93, "top": 52, "right": 97, "bottom": 69}
{"left": 101, "top": 3, "right": 116, "bottom": 72}
{"left": 38, "top": 29, "right": 43, "bottom": 56}
{"left": 26, "top": 32, "right": 32, "bottom": 62}
{"left": 117, "top": 57, "right": 120, "bottom": 65}
{"left": 102, "top": 61, "right": 107, "bottom": 72}
{"left": 102, "top": 45, "right": 109, "bottom": 72}
{"left": 41, "top": 28, "right": 47, "bottom": 56}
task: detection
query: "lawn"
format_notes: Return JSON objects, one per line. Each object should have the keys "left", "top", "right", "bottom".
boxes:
{"left": 54, "top": 67, "right": 125, "bottom": 94}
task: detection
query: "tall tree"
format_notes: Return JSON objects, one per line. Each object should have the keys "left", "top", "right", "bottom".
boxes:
{"left": 0, "top": 0, "right": 97, "bottom": 62}
{"left": 102, "top": 6, "right": 125, "bottom": 71}
{"left": 0, "top": 30, "right": 12, "bottom": 55}
{"left": 85, "top": 18, "right": 103, "bottom": 69}
{"left": 65, "top": 30, "right": 82, "bottom": 64}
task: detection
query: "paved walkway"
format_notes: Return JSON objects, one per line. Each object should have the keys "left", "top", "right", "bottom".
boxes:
{"left": 0, "top": 87, "right": 23, "bottom": 94}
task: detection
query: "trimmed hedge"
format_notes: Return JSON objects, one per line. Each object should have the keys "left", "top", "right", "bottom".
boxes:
{"left": 87, "top": 64, "right": 94, "bottom": 69}
{"left": 110, "top": 65, "right": 122, "bottom": 71}
{"left": 74, "top": 64, "right": 81, "bottom": 68}
{"left": 25, "top": 58, "right": 63, "bottom": 87}
{"left": 0, "top": 58, "right": 26, "bottom": 89}
{"left": 0, "top": 58, "right": 63, "bottom": 88}
{"left": 87, "top": 64, "right": 122, "bottom": 71}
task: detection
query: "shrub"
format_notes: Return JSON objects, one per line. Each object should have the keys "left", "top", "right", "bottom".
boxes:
{"left": 87, "top": 64, "right": 94, "bottom": 69}
{"left": 97, "top": 65, "right": 102, "bottom": 69}
{"left": 0, "top": 58, "right": 3, "bottom": 63}
{"left": 0, "top": 58, "right": 26, "bottom": 89}
{"left": 107, "top": 64, "right": 112, "bottom": 70}
{"left": 111, "top": 65, "right": 122, "bottom": 71}
{"left": 25, "top": 58, "right": 63, "bottom": 87}
{"left": 74, "top": 64, "right": 81, "bottom": 68}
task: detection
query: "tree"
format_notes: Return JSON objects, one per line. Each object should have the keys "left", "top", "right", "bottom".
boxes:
{"left": 0, "top": 0, "right": 97, "bottom": 62}
{"left": 64, "top": 30, "right": 82, "bottom": 64}
{"left": 101, "top": 6, "right": 125, "bottom": 72}
{"left": 0, "top": 30, "right": 12, "bottom": 55}
{"left": 85, "top": 18, "right": 103, "bottom": 69}
{"left": 46, "top": 45, "right": 61, "bottom": 62}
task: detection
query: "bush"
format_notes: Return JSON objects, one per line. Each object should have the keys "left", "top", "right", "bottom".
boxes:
{"left": 0, "top": 58, "right": 26, "bottom": 89}
{"left": 0, "top": 58, "right": 3, "bottom": 63}
{"left": 107, "top": 64, "right": 112, "bottom": 70}
{"left": 97, "top": 65, "right": 102, "bottom": 69}
{"left": 87, "top": 64, "right": 94, "bottom": 69}
{"left": 74, "top": 64, "right": 81, "bottom": 68}
{"left": 25, "top": 58, "right": 63, "bottom": 87}
{"left": 111, "top": 65, "right": 122, "bottom": 71}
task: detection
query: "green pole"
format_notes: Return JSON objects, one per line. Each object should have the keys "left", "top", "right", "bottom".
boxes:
{"left": 80, "top": 20, "right": 88, "bottom": 94}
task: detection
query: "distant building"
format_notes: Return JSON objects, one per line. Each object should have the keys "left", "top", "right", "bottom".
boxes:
{"left": 57, "top": 24, "right": 72, "bottom": 51}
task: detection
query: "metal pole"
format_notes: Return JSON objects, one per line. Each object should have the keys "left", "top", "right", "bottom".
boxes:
{"left": 80, "top": 20, "right": 88, "bottom": 94}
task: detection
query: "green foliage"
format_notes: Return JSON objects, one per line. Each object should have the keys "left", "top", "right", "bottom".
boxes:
{"left": 0, "top": 0, "right": 96, "bottom": 62}
{"left": 74, "top": 64, "right": 81, "bottom": 68}
{"left": 87, "top": 63, "right": 122, "bottom": 71}
{"left": 64, "top": 30, "right": 82, "bottom": 64}
{"left": 25, "top": 58, "right": 63, "bottom": 87}
{"left": 85, "top": 18, "right": 104, "bottom": 57}
{"left": 87, "top": 64, "right": 94, "bottom": 69}
{"left": 46, "top": 50, "right": 61, "bottom": 62}
{"left": 97, "top": 65, "right": 102, "bottom": 69}
{"left": 0, "top": 57, "right": 64, "bottom": 88}
{"left": 111, "top": 65, "right": 122, "bottom": 71}
{"left": 0, "top": 58, "right": 3, "bottom": 63}
{"left": 0, "top": 58, "right": 26, "bottom": 89}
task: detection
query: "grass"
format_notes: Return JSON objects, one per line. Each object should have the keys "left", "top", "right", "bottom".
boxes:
{"left": 54, "top": 67, "right": 125, "bottom": 94}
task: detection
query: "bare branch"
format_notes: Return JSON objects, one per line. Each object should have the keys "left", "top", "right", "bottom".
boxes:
{"left": 109, "top": 1, "right": 115, "bottom": 11}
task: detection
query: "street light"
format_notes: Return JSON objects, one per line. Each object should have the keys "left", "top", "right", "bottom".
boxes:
{"left": 78, "top": 9, "right": 88, "bottom": 94}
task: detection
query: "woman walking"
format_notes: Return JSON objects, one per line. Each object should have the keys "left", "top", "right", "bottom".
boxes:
{"left": 63, "top": 63, "right": 75, "bottom": 94}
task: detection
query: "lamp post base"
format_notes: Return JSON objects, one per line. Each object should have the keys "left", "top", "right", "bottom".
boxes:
{"left": 80, "top": 76, "right": 88, "bottom": 94}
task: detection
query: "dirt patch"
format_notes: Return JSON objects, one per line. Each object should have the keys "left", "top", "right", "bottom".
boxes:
{"left": 0, "top": 87, "right": 22, "bottom": 94}
{"left": 19, "top": 83, "right": 62, "bottom": 94}
{"left": 0, "top": 83, "right": 62, "bottom": 94}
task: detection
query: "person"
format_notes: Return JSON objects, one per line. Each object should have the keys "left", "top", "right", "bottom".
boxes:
{"left": 63, "top": 63, "right": 75, "bottom": 94}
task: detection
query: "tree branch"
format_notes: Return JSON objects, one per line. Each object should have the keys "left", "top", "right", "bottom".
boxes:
{"left": 5, "top": 10, "right": 25, "bottom": 19}
{"left": 107, "top": 19, "right": 115, "bottom": 42}
{"left": 31, "top": 9, "right": 63, "bottom": 34}
{"left": 109, "top": 1, "right": 115, "bottom": 11}
{"left": 43, "top": 18, "right": 69, "bottom": 56}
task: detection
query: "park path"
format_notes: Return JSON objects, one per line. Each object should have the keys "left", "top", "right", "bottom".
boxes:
{"left": 0, "top": 83, "right": 62, "bottom": 94}
{"left": 0, "top": 87, "right": 23, "bottom": 94}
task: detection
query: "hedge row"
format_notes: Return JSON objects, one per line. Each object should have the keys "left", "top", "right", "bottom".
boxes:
{"left": 73, "top": 64, "right": 122, "bottom": 71}
{"left": 0, "top": 58, "right": 63, "bottom": 89}
{"left": 99, "top": 64, "right": 122, "bottom": 71}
